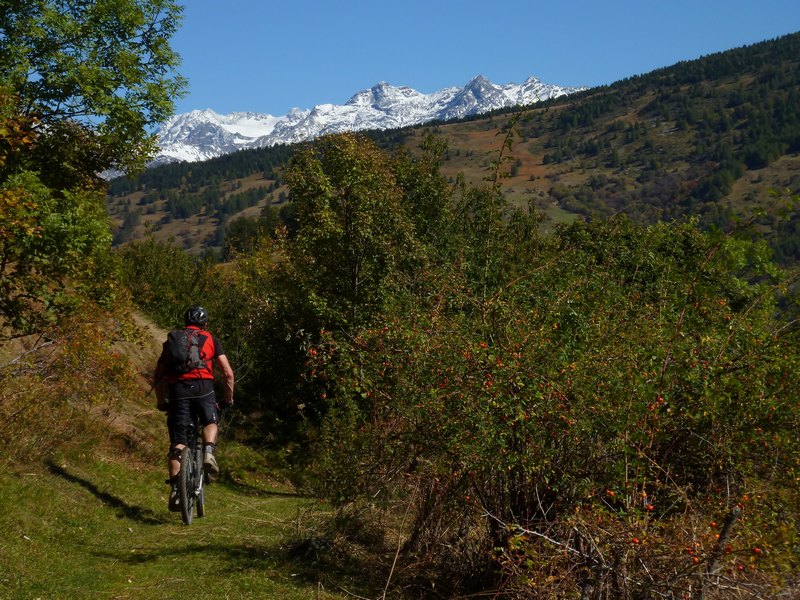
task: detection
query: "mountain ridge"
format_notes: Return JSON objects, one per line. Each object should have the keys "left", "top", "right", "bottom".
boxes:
{"left": 153, "top": 75, "right": 585, "bottom": 165}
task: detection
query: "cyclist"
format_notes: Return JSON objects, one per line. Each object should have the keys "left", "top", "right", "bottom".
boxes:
{"left": 153, "top": 305, "right": 234, "bottom": 511}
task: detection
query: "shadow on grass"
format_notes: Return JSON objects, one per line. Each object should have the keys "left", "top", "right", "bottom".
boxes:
{"left": 90, "top": 538, "right": 385, "bottom": 596}
{"left": 219, "top": 476, "right": 310, "bottom": 499}
{"left": 46, "top": 462, "right": 167, "bottom": 526}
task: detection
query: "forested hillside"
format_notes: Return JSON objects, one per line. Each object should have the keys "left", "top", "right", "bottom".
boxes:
{"left": 108, "top": 32, "right": 800, "bottom": 261}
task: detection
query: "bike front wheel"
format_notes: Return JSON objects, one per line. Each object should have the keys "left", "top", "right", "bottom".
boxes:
{"left": 195, "top": 447, "right": 205, "bottom": 518}
{"left": 179, "top": 447, "right": 195, "bottom": 525}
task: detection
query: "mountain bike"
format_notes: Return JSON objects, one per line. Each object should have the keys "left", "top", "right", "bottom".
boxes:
{"left": 175, "top": 404, "right": 231, "bottom": 525}
{"left": 178, "top": 415, "right": 207, "bottom": 525}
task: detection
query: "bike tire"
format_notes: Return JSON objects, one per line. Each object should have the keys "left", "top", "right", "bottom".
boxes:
{"left": 179, "top": 446, "right": 195, "bottom": 525}
{"left": 195, "top": 447, "right": 206, "bottom": 518}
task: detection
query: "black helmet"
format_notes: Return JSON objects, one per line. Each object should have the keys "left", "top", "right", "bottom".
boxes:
{"left": 184, "top": 305, "right": 209, "bottom": 327}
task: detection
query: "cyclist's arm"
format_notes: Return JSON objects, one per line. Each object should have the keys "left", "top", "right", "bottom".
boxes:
{"left": 216, "top": 354, "right": 235, "bottom": 405}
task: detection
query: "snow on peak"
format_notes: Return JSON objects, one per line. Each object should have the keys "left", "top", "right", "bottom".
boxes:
{"left": 154, "top": 75, "right": 585, "bottom": 165}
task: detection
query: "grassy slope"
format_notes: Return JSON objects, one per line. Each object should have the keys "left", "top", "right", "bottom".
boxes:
{"left": 0, "top": 314, "right": 368, "bottom": 599}
{"left": 0, "top": 455, "right": 352, "bottom": 599}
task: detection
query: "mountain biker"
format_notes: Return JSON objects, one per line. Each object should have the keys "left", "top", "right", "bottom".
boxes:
{"left": 153, "top": 305, "right": 234, "bottom": 511}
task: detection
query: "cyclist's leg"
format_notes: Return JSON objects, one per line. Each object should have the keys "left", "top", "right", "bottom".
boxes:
{"left": 166, "top": 383, "right": 194, "bottom": 477}
{"left": 203, "top": 422, "right": 218, "bottom": 445}
{"left": 193, "top": 383, "right": 221, "bottom": 478}
{"left": 193, "top": 381, "right": 220, "bottom": 444}
{"left": 165, "top": 391, "right": 192, "bottom": 512}
{"left": 165, "top": 445, "right": 182, "bottom": 511}
{"left": 167, "top": 446, "right": 183, "bottom": 478}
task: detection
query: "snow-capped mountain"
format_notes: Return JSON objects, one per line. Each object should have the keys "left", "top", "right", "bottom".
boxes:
{"left": 153, "top": 75, "right": 584, "bottom": 165}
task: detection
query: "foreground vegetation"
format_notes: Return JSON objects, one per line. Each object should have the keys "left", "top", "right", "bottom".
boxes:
{"left": 0, "top": 4, "right": 357, "bottom": 598}
{"left": 118, "top": 131, "right": 800, "bottom": 598}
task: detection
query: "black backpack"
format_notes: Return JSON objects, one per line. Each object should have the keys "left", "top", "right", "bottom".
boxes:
{"left": 165, "top": 328, "right": 208, "bottom": 374}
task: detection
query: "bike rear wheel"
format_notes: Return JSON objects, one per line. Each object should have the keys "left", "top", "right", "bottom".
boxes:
{"left": 179, "top": 446, "right": 195, "bottom": 525}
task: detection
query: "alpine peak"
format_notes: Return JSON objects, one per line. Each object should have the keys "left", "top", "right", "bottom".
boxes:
{"left": 153, "top": 75, "right": 585, "bottom": 165}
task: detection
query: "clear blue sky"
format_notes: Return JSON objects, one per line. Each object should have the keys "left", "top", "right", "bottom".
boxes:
{"left": 170, "top": 0, "right": 800, "bottom": 117}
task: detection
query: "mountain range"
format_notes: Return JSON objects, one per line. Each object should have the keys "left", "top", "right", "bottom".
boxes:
{"left": 153, "top": 75, "right": 585, "bottom": 165}
{"left": 110, "top": 33, "right": 800, "bottom": 263}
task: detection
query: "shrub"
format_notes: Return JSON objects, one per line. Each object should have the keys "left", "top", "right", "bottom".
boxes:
{"left": 0, "top": 306, "right": 145, "bottom": 461}
{"left": 308, "top": 217, "right": 800, "bottom": 597}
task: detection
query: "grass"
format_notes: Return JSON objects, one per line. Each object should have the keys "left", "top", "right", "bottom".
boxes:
{"left": 0, "top": 445, "right": 364, "bottom": 599}
{"left": 0, "top": 309, "right": 391, "bottom": 599}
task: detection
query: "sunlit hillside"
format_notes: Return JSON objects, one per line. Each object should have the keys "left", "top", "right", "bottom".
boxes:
{"left": 108, "top": 32, "right": 800, "bottom": 261}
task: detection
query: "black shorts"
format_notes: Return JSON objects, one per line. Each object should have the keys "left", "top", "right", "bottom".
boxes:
{"left": 166, "top": 379, "right": 219, "bottom": 446}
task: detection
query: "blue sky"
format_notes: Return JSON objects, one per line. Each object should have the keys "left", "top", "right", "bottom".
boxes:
{"left": 170, "top": 0, "right": 800, "bottom": 117}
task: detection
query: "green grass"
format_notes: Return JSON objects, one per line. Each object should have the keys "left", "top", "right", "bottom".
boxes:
{"left": 0, "top": 448, "right": 361, "bottom": 599}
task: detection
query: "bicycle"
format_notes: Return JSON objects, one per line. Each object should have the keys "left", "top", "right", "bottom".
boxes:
{"left": 178, "top": 414, "right": 207, "bottom": 525}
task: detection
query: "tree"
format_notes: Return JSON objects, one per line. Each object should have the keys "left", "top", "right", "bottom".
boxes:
{"left": 0, "top": 170, "right": 116, "bottom": 332}
{"left": 0, "top": 0, "right": 185, "bottom": 334}
{"left": 283, "top": 133, "right": 419, "bottom": 328}
{"left": 116, "top": 237, "right": 214, "bottom": 329}
{"left": 0, "top": 0, "right": 186, "bottom": 173}
{"left": 391, "top": 133, "right": 453, "bottom": 250}
{"left": 0, "top": 91, "right": 116, "bottom": 333}
{"left": 214, "top": 134, "right": 433, "bottom": 440}
{"left": 223, "top": 215, "right": 270, "bottom": 260}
